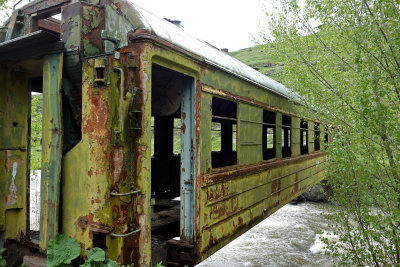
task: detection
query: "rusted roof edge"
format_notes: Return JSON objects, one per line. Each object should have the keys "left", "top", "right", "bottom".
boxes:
{"left": 128, "top": 2, "right": 293, "bottom": 100}
{"left": 129, "top": 33, "right": 292, "bottom": 100}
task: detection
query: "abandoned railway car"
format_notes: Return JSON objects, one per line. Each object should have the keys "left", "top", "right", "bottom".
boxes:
{"left": 0, "top": 0, "right": 327, "bottom": 265}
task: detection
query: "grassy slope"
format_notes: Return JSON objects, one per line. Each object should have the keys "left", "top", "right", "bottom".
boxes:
{"left": 229, "top": 45, "right": 282, "bottom": 81}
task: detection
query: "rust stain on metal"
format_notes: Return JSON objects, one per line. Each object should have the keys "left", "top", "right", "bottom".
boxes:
{"left": 271, "top": 178, "right": 281, "bottom": 196}
{"left": 206, "top": 184, "right": 229, "bottom": 202}
{"left": 202, "top": 151, "right": 327, "bottom": 186}
{"left": 111, "top": 146, "right": 126, "bottom": 185}
{"left": 182, "top": 122, "right": 186, "bottom": 134}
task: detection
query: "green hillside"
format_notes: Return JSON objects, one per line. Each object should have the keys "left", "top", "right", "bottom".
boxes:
{"left": 229, "top": 45, "right": 282, "bottom": 80}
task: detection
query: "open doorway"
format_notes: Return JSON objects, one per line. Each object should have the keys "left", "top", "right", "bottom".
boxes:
{"left": 29, "top": 77, "right": 43, "bottom": 241}
{"left": 150, "top": 63, "right": 194, "bottom": 265}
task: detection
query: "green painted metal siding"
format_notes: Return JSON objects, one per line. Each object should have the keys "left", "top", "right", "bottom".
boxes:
{"left": 0, "top": 66, "right": 29, "bottom": 242}
{"left": 291, "top": 117, "right": 301, "bottom": 157}
{"left": 276, "top": 112, "right": 283, "bottom": 159}
{"left": 238, "top": 103, "right": 262, "bottom": 165}
{"left": 39, "top": 53, "right": 64, "bottom": 250}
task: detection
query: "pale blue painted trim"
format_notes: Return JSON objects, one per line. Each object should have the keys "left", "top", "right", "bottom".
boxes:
{"left": 180, "top": 76, "right": 195, "bottom": 241}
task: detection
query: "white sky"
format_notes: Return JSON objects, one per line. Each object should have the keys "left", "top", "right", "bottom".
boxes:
{"left": 3, "top": 0, "right": 269, "bottom": 51}
{"left": 130, "top": 0, "right": 267, "bottom": 51}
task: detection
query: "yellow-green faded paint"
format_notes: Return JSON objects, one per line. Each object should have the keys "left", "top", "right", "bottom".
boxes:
{"left": 39, "top": 53, "right": 64, "bottom": 250}
{"left": 237, "top": 103, "right": 263, "bottom": 165}
{"left": 62, "top": 58, "right": 114, "bottom": 255}
{"left": 275, "top": 113, "right": 283, "bottom": 159}
{"left": 199, "top": 154, "right": 326, "bottom": 259}
{"left": 291, "top": 117, "right": 301, "bottom": 157}
{"left": 0, "top": 66, "right": 29, "bottom": 242}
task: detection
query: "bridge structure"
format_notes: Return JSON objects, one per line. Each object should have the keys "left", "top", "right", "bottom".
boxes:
{"left": 0, "top": 0, "right": 328, "bottom": 265}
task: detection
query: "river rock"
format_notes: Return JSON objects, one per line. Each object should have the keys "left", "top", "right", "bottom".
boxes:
{"left": 302, "top": 184, "right": 327, "bottom": 202}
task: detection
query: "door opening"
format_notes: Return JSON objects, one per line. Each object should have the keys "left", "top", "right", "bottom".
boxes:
{"left": 150, "top": 63, "right": 194, "bottom": 265}
{"left": 29, "top": 77, "right": 43, "bottom": 240}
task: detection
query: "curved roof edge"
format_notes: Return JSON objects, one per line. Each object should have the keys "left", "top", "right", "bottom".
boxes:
{"left": 125, "top": 1, "right": 292, "bottom": 99}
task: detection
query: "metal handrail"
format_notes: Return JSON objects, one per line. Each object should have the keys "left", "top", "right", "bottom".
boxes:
{"left": 110, "top": 228, "right": 141, "bottom": 237}
{"left": 110, "top": 189, "right": 141, "bottom": 196}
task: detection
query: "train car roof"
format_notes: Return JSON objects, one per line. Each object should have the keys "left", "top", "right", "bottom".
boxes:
{"left": 128, "top": 2, "right": 291, "bottom": 99}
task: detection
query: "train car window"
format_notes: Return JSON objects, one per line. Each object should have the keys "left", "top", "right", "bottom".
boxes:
{"left": 263, "top": 110, "right": 276, "bottom": 160}
{"left": 300, "top": 120, "right": 308, "bottom": 155}
{"left": 314, "top": 123, "right": 320, "bottom": 151}
{"left": 173, "top": 118, "right": 181, "bottom": 155}
{"left": 282, "top": 115, "right": 291, "bottom": 158}
{"left": 211, "top": 97, "right": 237, "bottom": 168}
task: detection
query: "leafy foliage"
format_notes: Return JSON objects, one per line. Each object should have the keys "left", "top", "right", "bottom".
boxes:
{"left": 47, "top": 234, "right": 81, "bottom": 267}
{"left": 0, "top": 248, "right": 7, "bottom": 267}
{"left": 0, "top": 0, "right": 15, "bottom": 24}
{"left": 31, "top": 94, "right": 43, "bottom": 172}
{"left": 263, "top": 0, "right": 400, "bottom": 266}
{"left": 80, "top": 248, "right": 120, "bottom": 267}
{"left": 47, "top": 234, "right": 120, "bottom": 267}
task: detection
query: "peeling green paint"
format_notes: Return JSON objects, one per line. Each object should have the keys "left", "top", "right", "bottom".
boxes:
{"left": 83, "top": 38, "right": 100, "bottom": 57}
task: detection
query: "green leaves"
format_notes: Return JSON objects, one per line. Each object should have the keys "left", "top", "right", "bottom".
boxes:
{"left": 80, "top": 248, "right": 119, "bottom": 267}
{"left": 47, "top": 234, "right": 121, "bottom": 267}
{"left": 30, "top": 94, "right": 43, "bottom": 172}
{"left": 0, "top": 248, "right": 7, "bottom": 267}
{"left": 80, "top": 248, "right": 105, "bottom": 267}
{"left": 262, "top": 0, "right": 400, "bottom": 265}
{"left": 47, "top": 234, "right": 81, "bottom": 267}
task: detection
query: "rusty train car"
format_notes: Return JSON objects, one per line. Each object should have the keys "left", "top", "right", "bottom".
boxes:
{"left": 0, "top": 0, "right": 327, "bottom": 265}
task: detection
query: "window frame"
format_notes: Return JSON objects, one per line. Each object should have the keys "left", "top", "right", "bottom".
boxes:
{"left": 300, "top": 120, "right": 309, "bottom": 155}
{"left": 281, "top": 114, "right": 291, "bottom": 158}
{"left": 211, "top": 96, "right": 238, "bottom": 168}
{"left": 262, "top": 110, "right": 276, "bottom": 161}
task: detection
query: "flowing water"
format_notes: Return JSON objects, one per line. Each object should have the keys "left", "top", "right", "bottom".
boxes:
{"left": 197, "top": 202, "right": 337, "bottom": 267}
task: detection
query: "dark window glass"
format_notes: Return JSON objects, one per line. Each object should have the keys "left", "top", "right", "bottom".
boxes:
{"left": 263, "top": 110, "right": 276, "bottom": 160}
{"left": 300, "top": 120, "right": 308, "bottom": 155}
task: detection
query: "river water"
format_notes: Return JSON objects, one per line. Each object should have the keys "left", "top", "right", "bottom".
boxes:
{"left": 197, "top": 202, "right": 336, "bottom": 267}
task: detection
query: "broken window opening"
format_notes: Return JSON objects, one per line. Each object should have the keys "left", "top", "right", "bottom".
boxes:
{"left": 314, "top": 123, "right": 320, "bottom": 151}
{"left": 300, "top": 120, "right": 308, "bottom": 155}
{"left": 282, "top": 115, "right": 291, "bottom": 158}
{"left": 211, "top": 97, "right": 237, "bottom": 168}
{"left": 263, "top": 110, "right": 276, "bottom": 160}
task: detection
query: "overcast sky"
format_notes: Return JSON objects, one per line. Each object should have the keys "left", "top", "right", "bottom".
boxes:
{"left": 3, "top": 0, "right": 268, "bottom": 51}
{"left": 131, "top": 0, "right": 268, "bottom": 51}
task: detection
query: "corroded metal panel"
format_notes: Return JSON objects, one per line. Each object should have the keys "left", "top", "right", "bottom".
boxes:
{"left": 0, "top": 66, "right": 29, "bottom": 242}
{"left": 238, "top": 103, "right": 262, "bottom": 165}
{"left": 308, "top": 121, "right": 315, "bottom": 154}
{"left": 276, "top": 113, "right": 283, "bottom": 159}
{"left": 199, "top": 152, "right": 327, "bottom": 260}
{"left": 291, "top": 117, "right": 301, "bottom": 157}
{"left": 39, "top": 53, "right": 63, "bottom": 250}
